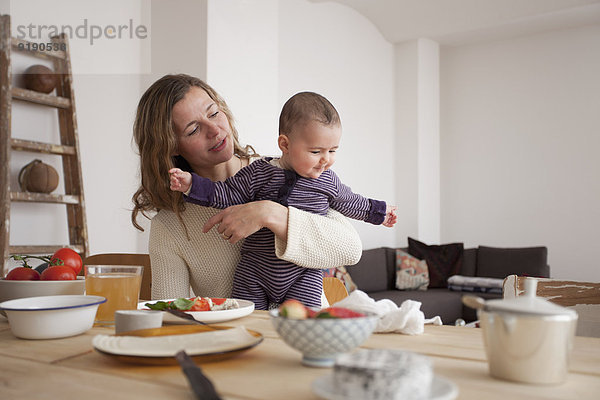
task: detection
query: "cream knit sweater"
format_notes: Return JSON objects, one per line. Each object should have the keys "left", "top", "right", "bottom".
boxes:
{"left": 149, "top": 204, "right": 362, "bottom": 300}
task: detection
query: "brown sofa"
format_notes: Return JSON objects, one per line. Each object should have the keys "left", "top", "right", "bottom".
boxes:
{"left": 345, "top": 246, "right": 550, "bottom": 324}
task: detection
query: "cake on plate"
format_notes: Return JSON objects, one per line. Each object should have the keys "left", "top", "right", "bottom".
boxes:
{"left": 333, "top": 349, "right": 433, "bottom": 400}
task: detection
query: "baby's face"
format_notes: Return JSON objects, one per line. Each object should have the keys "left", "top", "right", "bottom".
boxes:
{"left": 284, "top": 120, "right": 341, "bottom": 179}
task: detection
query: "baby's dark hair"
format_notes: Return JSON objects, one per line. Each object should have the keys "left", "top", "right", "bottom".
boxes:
{"left": 279, "top": 91, "right": 340, "bottom": 136}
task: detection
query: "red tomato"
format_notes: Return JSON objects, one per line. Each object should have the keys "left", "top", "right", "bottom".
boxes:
{"left": 50, "top": 248, "right": 83, "bottom": 275}
{"left": 211, "top": 298, "right": 227, "bottom": 305}
{"left": 5, "top": 267, "right": 41, "bottom": 281}
{"left": 189, "top": 298, "right": 211, "bottom": 311}
{"left": 40, "top": 265, "right": 77, "bottom": 281}
{"left": 315, "top": 307, "right": 365, "bottom": 319}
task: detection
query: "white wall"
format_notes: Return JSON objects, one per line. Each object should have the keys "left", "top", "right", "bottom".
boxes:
{"left": 207, "top": 0, "right": 396, "bottom": 249}
{"left": 6, "top": 1, "right": 597, "bottom": 283}
{"left": 440, "top": 24, "right": 600, "bottom": 281}
{"left": 134, "top": 0, "right": 209, "bottom": 252}
{"left": 206, "top": 0, "right": 279, "bottom": 156}
{"left": 395, "top": 39, "right": 441, "bottom": 246}
{"left": 144, "top": 0, "right": 207, "bottom": 87}
{"left": 6, "top": 0, "right": 396, "bottom": 261}
{"left": 278, "top": 0, "right": 396, "bottom": 249}
{"left": 416, "top": 39, "right": 440, "bottom": 244}
{"left": 3, "top": 0, "right": 148, "bottom": 263}
{"left": 394, "top": 41, "right": 420, "bottom": 245}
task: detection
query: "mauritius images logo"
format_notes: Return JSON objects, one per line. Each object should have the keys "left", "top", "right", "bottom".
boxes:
{"left": 16, "top": 19, "right": 148, "bottom": 45}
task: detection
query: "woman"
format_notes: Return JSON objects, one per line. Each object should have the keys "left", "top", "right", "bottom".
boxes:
{"left": 131, "top": 74, "right": 362, "bottom": 300}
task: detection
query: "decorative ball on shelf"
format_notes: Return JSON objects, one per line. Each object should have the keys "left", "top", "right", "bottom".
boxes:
{"left": 23, "top": 65, "right": 57, "bottom": 94}
{"left": 18, "top": 159, "right": 59, "bottom": 194}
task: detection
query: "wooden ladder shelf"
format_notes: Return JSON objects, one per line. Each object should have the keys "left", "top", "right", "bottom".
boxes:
{"left": 0, "top": 15, "right": 88, "bottom": 275}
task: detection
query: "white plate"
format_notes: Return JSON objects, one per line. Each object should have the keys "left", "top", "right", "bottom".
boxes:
{"left": 138, "top": 298, "right": 255, "bottom": 323}
{"left": 92, "top": 325, "right": 263, "bottom": 365}
{"left": 312, "top": 373, "right": 458, "bottom": 400}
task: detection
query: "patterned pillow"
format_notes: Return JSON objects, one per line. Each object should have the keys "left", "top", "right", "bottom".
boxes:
{"left": 322, "top": 266, "right": 357, "bottom": 293}
{"left": 395, "top": 249, "right": 429, "bottom": 290}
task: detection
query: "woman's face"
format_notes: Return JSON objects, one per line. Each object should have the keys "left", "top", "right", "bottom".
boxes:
{"left": 171, "top": 87, "right": 234, "bottom": 170}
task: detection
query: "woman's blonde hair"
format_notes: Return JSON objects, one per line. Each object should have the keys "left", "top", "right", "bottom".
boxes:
{"left": 131, "top": 74, "right": 256, "bottom": 231}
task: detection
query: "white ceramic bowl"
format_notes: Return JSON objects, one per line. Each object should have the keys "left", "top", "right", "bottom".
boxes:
{"left": 0, "top": 277, "right": 85, "bottom": 315}
{"left": 269, "top": 309, "right": 379, "bottom": 367}
{"left": 0, "top": 295, "right": 106, "bottom": 339}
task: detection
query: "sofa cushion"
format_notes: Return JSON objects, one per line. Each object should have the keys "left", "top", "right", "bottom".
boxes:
{"left": 345, "top": 247, "right": 396, "bottom": 292}
{"left": 395, "top": 249, "right": 429, "bottom": 290}
{"left": 406, "top": 246, "right": 476, "bottom": 276}
{"left": 461, "top": 248, "right": 477, "bottom": 276}
{"left": 476, "top": 246, "right": 549, "bottom": 279}
{"left": 408, "top": 238, "right": 464, "bottom": 288}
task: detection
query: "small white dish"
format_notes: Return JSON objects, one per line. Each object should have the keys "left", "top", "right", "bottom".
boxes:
{"left": 115, "top": 310, "right": 163, "bottom": 334}
{"left": 0, "top": 295, "right": 106, "bottom": 339}
{"left": 139, "top": 299, "right": 255, "bottom": 323}
{"left": 312, "top": 373, "right": 458, "bottom": 400}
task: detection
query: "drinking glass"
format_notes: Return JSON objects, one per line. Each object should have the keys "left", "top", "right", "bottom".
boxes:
{"left": 84, "top": 265, "right": 143, "bottom": 326}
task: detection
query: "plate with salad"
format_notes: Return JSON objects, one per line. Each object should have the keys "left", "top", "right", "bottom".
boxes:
{"left": 138, "top": 297, "right": 255, "bottom": 323}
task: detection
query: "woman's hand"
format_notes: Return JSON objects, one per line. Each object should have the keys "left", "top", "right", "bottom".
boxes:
{"left": 203, "top": 200, "right": 288, "bottom": 243}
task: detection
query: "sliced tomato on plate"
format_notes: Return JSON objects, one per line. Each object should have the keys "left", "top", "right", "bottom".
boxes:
{"left": 189, "top": 297, "right": 211, "bottom": 311}
{"left": 210, "top": 298, "right": 227, "bottom": 306}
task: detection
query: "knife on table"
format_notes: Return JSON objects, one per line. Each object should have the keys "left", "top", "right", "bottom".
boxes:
{"left": 175, "top": 350, "right": 222, "bottom": 400}
{"left": 165, "top": 308, "right": 209, "bottom": 326}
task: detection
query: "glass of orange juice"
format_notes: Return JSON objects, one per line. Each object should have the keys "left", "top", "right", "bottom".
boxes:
{"left": 84, "top": 265, "right": 143, "bottom": 326}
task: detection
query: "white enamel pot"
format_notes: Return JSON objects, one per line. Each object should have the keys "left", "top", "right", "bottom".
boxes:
{"left": 465, "top": 278, "right": 578, "bottom": 385}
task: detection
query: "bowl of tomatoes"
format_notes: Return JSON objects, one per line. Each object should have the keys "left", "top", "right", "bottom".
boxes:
{"left": 0, "top": 248, "right": 85, "bottom": 314}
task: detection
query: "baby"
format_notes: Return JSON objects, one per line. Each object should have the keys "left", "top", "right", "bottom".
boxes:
{"left": 170, "top": 91, "right": 396, "bottom": 310}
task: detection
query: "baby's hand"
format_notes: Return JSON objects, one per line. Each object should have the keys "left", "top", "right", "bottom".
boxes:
{"left": 382, "top": 205, "right": 397, "bottom": 228}
{"left": 169, "top": 168, "right": 192, "bottom": 193}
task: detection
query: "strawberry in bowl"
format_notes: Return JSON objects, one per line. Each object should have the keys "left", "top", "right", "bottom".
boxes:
{"left": 270, "top": 299, "right": 379, "bottom": 367}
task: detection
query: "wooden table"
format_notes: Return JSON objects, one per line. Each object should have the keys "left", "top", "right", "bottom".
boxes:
{"left": 1, "top": 311, "right": 599, "bottom": 399}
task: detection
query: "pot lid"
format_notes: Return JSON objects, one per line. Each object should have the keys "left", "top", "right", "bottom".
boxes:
{"left": 485, "top": 278, "right": 577, "bottom": 317}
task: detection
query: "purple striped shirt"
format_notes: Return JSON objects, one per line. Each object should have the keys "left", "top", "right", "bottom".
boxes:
{"left": 186, "top": 158, "right": 386, "bottom": 226}
{"left": 184, "top": 158, "right": 387, "bottom": 309}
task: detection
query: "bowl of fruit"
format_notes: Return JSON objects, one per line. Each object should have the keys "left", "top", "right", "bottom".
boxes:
{"left": 0, "top": 249, "right": 85, "bottom": 314}
{"left": 270, "top": 300, "right": 379, "bottom": 367}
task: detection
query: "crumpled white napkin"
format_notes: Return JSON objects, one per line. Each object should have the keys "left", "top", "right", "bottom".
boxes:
{"left": 332, "top": 290, "right": 443, "bottom": 335}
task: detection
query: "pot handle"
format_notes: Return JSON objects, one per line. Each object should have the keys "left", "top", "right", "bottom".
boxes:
{"left": 462, "top": 295, "right": 486, "bottom": 311}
